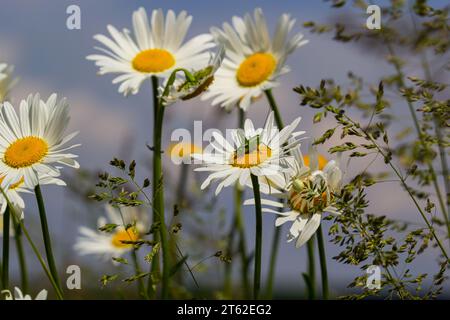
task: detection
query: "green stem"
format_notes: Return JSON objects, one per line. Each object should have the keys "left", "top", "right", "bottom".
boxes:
{"left": 0, "top": 189, "right": 63, "bottom": 299}
{"left": 421, "top": 55, "right": 450, "bottom": 229}
{"left": 148, "top": 75, "right": 160, "bottom": 297}
{"left": 265, "top": 226, "right": 281, "bottom": 298}
{"left": 2, "top": 206, "right": 10, "bottom": 290}
{"left": 236, "top": 108, "right": 250, "bottom": 298}
{"left": 316, "top": 225, "right": 329, "bottom": 299}
{"left": 224, "top": 218, "right": 236, "bottom": 298}
{"left": 263, "top": 89, "right": 287, "bottom": 299}
{"left": 385, "top": 42, "right": 449, "bottom": 236}
{"left": 35, "top": 185, "right": 63, "bottom": 295}
{"left": 250, "top": 174, "right": 263, "bottom": 300}
{"left": 131, "top": 249, "right": 147, "bottom": 299}
{"left": 264, "top": 90, "right": 284, "bottom": 128}
{"left": 13, "top": 219, "right": 28, "bottom": 293}
{"left": 347, "top": 116, "right": 450, "bottom": 261}
{"left": 153, "top": 85, "right": 171, "bottom": 299}
{"left": 306, "top": 237, "right": 316, "bottom": 299}
{"left": 235, "top": 185, "right": 251, "bottom": 299}
{"left": 176, "top": 164, "right": 189, "bottom": 208}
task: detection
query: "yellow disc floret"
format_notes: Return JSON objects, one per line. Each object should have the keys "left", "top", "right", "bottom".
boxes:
{"left": 4, "top": 137, "right": 48, "bottom": 168}
{"left": 232, "top": 144, "right": 272, "bottom": 168}
{"left": 132, "top": 49, "right": 175, "bottom": 73}
{"left": 111, "top": 228, "right": 139, "bottom": 248}
{"left": 236, "top": 53, "right": 276, "bottom": 87}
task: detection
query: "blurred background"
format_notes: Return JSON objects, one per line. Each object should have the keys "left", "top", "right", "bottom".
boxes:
{"left": 0, "top": 0, "right": 448, "bottom": 299}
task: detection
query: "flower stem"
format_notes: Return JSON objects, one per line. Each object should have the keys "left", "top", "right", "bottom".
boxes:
{"left": 35, "top": 184, "right": 63, "bottom": 294}
{"left": 131, "top": 249, "right": 148, "bottom": 299}
{"left": 236, "top": 108, "right": 250, "bottom": 298}
{"left": 13, "top": 219, "right": 28, "bottom": 293}
{"left": 250, "top": 174, "right": 263, "bottom": 300}
{"left": 1, "top": 206, "right": 10, "bottom": 290}
{"left": 264, "top": 90, "right": 284, "bottom": 129}
{"left": 316, "top": 224, "right": 329, "bottom": 299}
{"left": 0, "top": 188, "right": 63, "bottom": 299}
{"left": 152, "top": 80, "right": 171, "bottom": 299}
{"left": 148, "top": 75, "right": 160, "bottom": 297}
{"left": 306, "top": 237, "right": 316, "bottom": 299}
{"left": 263, "top": 89, "right": 287, "bottom": 298}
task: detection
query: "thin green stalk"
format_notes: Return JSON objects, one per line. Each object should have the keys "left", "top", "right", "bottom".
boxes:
{"left": 2, "top": 206, "right": 10, "bottom": 290}
{"left": 176, "top": 164, "right": 189, "bottom": 209}
{"left": 385, "top": 42, "right": 449, "bottom": 236}
{"left": 420, "top": 55, "right": 450, "bottom": 224}
{"left": 316, "top": 225, "right": 329, "bottom": 299}
{"left": 0, "top": 189, "right": 63, "bottom": 299}
{"left": 265, "top": 226, "right": 281, "bottom": 298}
{"left": 35, "top": 184, "right": 63, "bottom": 294}
{"left": 224, "top": 219, "right": 236, "bottom": 297}
{"left": 148, "top": 75, "right": 160, "bottom": 297}
{"left": 153, "top": 88, "right": 171, "bottom": 299}
{"left": 263, "top": 89, "right": 287, "bottom": 299}
{"left": 13, "top": 219, "right": 28, "bottom": 293}
{"left": 347, "top": 116, "right": 450, "bottom": 261}
{"left": 250, "top": 174, "right": 263, "bottom": 300}
{"left": 264, "top": 90, "right": 284, "bottom": 128}
{"left": 131, "top": 249, "right": 148, "bottom": 299}
{"left": 306, "top": 237, "right": 316, "bottom": 299}
{"left": 235, "top": 185, "right": 251, "bottom": 299}
{"left": 236, "top": 108, "right": 250, "bottom": 298}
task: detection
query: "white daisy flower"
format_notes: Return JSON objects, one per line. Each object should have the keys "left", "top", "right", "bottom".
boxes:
{"left": 246, "top": 148, "right": 343, "bottom": 248}
{"left": 192, "top": 112, "right": 304, "bottom": 195}
{"left": 0, "top": 173, "right": 66, "bottom": 217}
{"left": 202, "top": 8, "right": 308, "bottom": 111}
{"left": 0, "top": 93, "right": 80, "bottom": 188}
{"left": 1, "top": 287, "right": 47, "bottom": 300}
{"left": 87, "top": 7, "right": 215, "bottom": 96}
{"left": 74, "top": 205, "right": 149, "bottom": 262}
{"left": 162, "top": 46, "right": 225, "bottom": 105}
{"left": 0, "top": 63, "right": 18, "bottom": 102}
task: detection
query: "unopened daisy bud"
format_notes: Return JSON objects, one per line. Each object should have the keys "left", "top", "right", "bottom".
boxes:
{"left": 292, "top": 178, "right": 305, "bottom": 193}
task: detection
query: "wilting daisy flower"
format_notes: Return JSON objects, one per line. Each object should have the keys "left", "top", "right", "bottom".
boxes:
{"left": 0, "top": 93, "right": 80, "bottom": 188}
{"left": 87, "top": 7, "right": 215, "bottom": 96}
{"left": 246, "top": 148, "right": 343, "bottom": 248}
{"left": 0, "top": 63, "right": 18, "bottom": 102}
{"left": 168, "top": 142, "right": 202, "bottom": 165}
{"left": 162, "top": 46, "right": 225, "bottom": 105}
{"left": 202, "top": 8, "right": 308, "bottom": 111}
{"left": 1, "top": 287, "right": 47, "bottom": 300}
{"left": 0, "top": 174, "right": 65, "bottom": 217}
{"left": 192, "top": 112, "right": 304, "bottom": 195}
{"left": 74, "top": 205, "right": 149, "bottom": 262}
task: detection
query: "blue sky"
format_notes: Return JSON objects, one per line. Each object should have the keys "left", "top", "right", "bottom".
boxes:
{"left": 1, "top": 0, "right": 448, "bottom": 297}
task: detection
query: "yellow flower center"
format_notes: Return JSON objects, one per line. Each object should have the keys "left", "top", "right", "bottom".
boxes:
{"left": 4, "top": 137, "right": 48, "bottom": 169}
{"left": 303, "top": 154, "right": 328, "bottom": 170}
{"left": 169, "top": 142, "right": 202, "bottom": 159}
{"left": 236, "top": 53, "right": 276, "bottom": 87}
{"left": 111, "top": 228, "right": 139, "bottom": 248}
{"left": 0, "top": 176, "right": 24, "bottom": 190}
{"left": 132, "top": 49, "right": 175, "bottom": 73}
{"left": 289, "top": 188, "right": 330, "bottom": 214}
{"left": 232, "top": 144, "right": 272, "bottom": 168}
